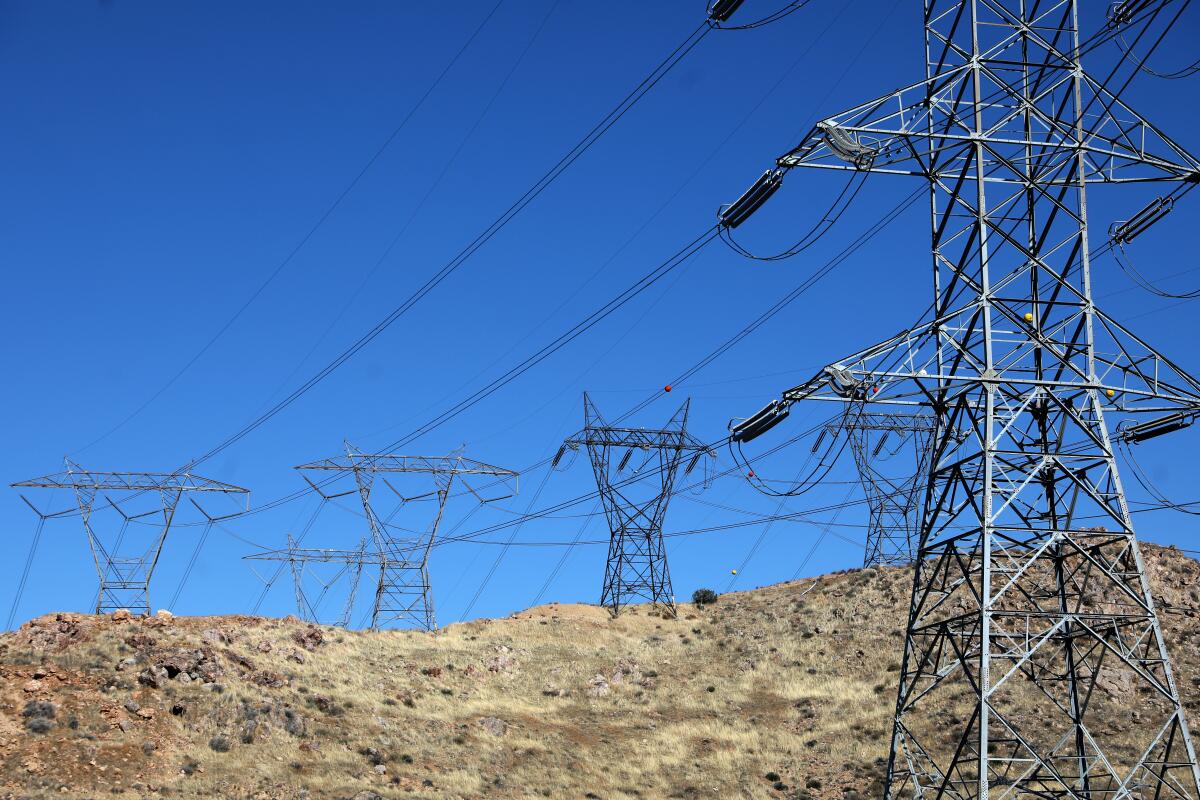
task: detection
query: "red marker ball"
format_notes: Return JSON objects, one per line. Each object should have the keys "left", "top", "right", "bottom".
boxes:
{"left": 664, "top": 384, "right": 673, "bottom": 392}
{"left": 748, "top": 470, "right": 755, "bottom": 479}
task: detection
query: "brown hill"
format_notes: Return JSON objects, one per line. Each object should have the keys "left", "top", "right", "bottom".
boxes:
{"left": 1, "top": 544, "right": 1199, "bottom": 799}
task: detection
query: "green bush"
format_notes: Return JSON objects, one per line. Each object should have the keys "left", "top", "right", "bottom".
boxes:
{"left": 692, "top": 588, "right": 719, "bottom": 607}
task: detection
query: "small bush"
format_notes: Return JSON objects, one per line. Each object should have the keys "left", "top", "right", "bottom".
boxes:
{"left": 692, "top": 588, "right": 719, "bottom": 607}
{"left": 22, "top": 700, "right": 56, "bottom": 719}
{"left": 26, "top": 717, "right": 53, "bottom": 734}
{"left": 208, "top": 735, "right": 231, "bottom": 753}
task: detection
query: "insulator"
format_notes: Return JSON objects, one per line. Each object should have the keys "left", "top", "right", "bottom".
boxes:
{"left": 872, "top": 431, "right": 891, "bottom": 456}
{"left": 1119, "top": 412, "right": 1196, "bottom": 444}
{"left": 811, "top": 428, "right": 828, "bottom": 454}
{"left": 1109, "top": 196, "right": 1174, "bottom": 244}
{"left": 684, "top": 451, "right": 703, "bottom": 475}
{"left": 551, "top": 445, "right": 567, "bottom": 468}
{"left": 708, "top": 0, "right": 747, "bottom": 23}
{"left": 817, "top": 121, "right": 877, "bottom": 167}
{"left": 618, "top": 448, "right": 634, "bottom": 472}
{"left": 729, "top": 399, "right": 790, "bottom": 442}
{"left": 825, "top": 366, "right": 866, "bottom": 399}
{"left": 1108, "top": 0, "right": 1157, "bottom": 26}
{"left": 719, "top": 169, "right": 784, "bottom": 229}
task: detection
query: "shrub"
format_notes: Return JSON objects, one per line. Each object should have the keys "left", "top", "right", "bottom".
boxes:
{"left": 208, "top": 735, "right": 231, "bottom": 753}
{"left": 692, "top": 588, "right": 719, "bottom": 607}
{"left": 26, "top": 717, "right": 53, "bottom": 734}
{"left": 22, "top": 700, "right": 56, "bottom": 719}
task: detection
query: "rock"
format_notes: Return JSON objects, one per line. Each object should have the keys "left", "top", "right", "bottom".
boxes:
{"left": 155, "top": 648, "right": 219, "bottom": 682}
{"left": 374, "top": 764, "right": 387, "bottom": 774}
{"left": 479, "top": 716, "right": 508, "bottom": 737}
{"left": 22, "top": 680, "right": 42, "bottom": 694}
{"left": 485, "top": 654, "right": 517, "bottom": 673}
{"left": 251, "top": 670, "right": 286, "bottom": 688}
{"left": 201, "top": 628, "right": 230, "bottom": 645}
{"left": 155, "top": 609, "right": 173, "bottom": 620}
{"left": 123, "top": 700, "right": 140, "bottom": 714}
{"left": 292, "top": 626, "right": 324, "bottom": 651}
{"left": 287, "top": 650, "right": 306, "bottom": 664}
{"left": 137, "top": 669, "right": 159, "bottom": 689}
{"left": 137, "top": 707, "right": 155, "bottom": 720}
{"left": 257, "top": 640, "right": 273, "bottom": 653}
{"left": 586, "top": 675, "right": 611, "bottom": 697}
{"left": 112, "top": 609, "right": 132, "bottom": 622}
{"left": 352, "top": 792, "right": 383, "bottom": 800}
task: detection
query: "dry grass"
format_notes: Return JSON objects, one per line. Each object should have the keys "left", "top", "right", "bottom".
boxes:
{"left": 0, "top": 545, "right": 1197, "bottom": 799}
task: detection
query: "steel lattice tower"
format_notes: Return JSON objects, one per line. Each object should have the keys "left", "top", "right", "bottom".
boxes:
{"left": 294, "top": 446, "right": 517, "bottom": 631}
{"left": 12, "top": 461, "right": 249, "bottom": 615}
{"left": 244, "top": 536, "right": 370, "bottom": 628}
{"left": 830, "top": 410, "right": 937, "bottom": 567}
{"left": 729, "top": 2, "right": 1200, "bottom": 797}
{"left": 562, "top": 395, "right": 712, "bottom": 615}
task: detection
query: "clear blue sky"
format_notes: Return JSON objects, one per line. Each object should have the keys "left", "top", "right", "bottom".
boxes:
{"left": 3, "top": 0, "right": 1199, "bottom": 628}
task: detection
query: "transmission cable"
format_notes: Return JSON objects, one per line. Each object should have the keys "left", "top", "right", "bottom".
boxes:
{"left": 174, "top": 18, "right": 716, "bottom": 477}
{"left": 71, "top": 1, "right": 509, "bottom": 456}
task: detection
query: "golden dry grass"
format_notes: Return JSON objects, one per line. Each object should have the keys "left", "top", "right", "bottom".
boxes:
{"left": 0, "top": 544, "right": 1198, "bottom": 799}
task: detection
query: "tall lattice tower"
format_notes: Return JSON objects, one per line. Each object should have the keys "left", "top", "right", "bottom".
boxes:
{"left": 729, "top": 2, "right": 1200, "bottom": 797}
{"left": 12, "top": 461, "right": 249, "bottom": 615}
{"left": 293, "top": 446, "right": 517, "bottom": 630}
{"left": 830, "top": 411, "right": 937, "bottom": 567}
{"left": 561, "top": 394, "right": 712, "bottom": 615}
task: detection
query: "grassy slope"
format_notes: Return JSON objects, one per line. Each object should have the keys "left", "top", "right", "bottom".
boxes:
{"left": 1, "top": 544, "right": 1199, "bottom": 800}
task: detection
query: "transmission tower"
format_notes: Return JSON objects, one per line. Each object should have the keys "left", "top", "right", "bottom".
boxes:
{"left": 11, "top": 460, "right": 249, "bottom": 615}
{"left": 560, "top": 394, "right": 713, "bottom": 615}
{"left": 293, "top": 446, "right": 517, "bottom": 631}
{"left": 828, "top": 410, "right": 937, "bottom": 568}
{"left": 728, "top": 2, "right": 1200, "bottom": 797}
{"left": 244, "top": 536, "right": 369, "bottom": 628}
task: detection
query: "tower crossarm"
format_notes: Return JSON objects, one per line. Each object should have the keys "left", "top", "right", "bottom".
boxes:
{"left": 12, "top": 470, "right": 249, "bottom": 494}
{"left": 564, "top": 427, "right": 711, "bottom": 452}
{"left": 244, "top": 546, "right": 383, "bottom": 564}
{"left": 294, "top": 453, "right": 516, "bottom": 478}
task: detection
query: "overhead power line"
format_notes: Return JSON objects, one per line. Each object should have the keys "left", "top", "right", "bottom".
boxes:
{"left": 71, "top": 1, "right": 510, "bottom": 457}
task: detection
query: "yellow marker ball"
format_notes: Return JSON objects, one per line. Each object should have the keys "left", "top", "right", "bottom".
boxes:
{"left": 1106, "top": 388, "right": 1115, "bottom": 398}
{"left": 1024, "top": 312, "right": 1034, "bottom": 323}
{"left": 730, "top": 570, "right": 737, "bottom": 576}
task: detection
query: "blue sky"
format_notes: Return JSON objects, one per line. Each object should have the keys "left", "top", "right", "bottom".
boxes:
{"left": 3, "top": 0, "right": 1199, "bottom": 628}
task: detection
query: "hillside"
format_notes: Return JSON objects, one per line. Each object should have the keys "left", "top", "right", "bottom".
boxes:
{"left": 2, "top": 545, "right": 1199, "bottom": 800}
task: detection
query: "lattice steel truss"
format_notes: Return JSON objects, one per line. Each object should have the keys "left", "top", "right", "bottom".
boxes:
{"left": 561, "top": 395, "right": 713, "bottom": 615}
{"left": 11, "top": 460, "right": 249, "bottom": 615}
{"left": 294, "top": 446, "right": 517, "bottom": 631}
{"left": 729, "top": 2, "right": 1200, "bottom": 798}
{"left": 829, "top": 410, "right": 937, "bottom": 568}
{"left": 244, "top": 536, "right": 370, "bottom": 628}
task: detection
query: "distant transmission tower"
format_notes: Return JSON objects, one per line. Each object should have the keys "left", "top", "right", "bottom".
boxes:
{"left": 244, "top": 535, "right": 369, "bottom": 628}
{"left": 828, "top": 410, "right": 936, "bottom": 567}
{"left": 559, "top": 394, "right": 713, "bottom": 615}
{"left": 729, "top": 1, "right": 1200, "bottom": 797}
{"left": 292, "top": 446, "right": 517, "bottom": 631}
{"left": 12, "top": 460, "right": 249, "bottom": 615}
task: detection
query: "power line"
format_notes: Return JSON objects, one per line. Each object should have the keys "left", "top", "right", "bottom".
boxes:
{"left": 71, "top": 1, "right": 509, "bottom": 457}
{"left": 174, "top": 18, "right": 717, "bottom": 475}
